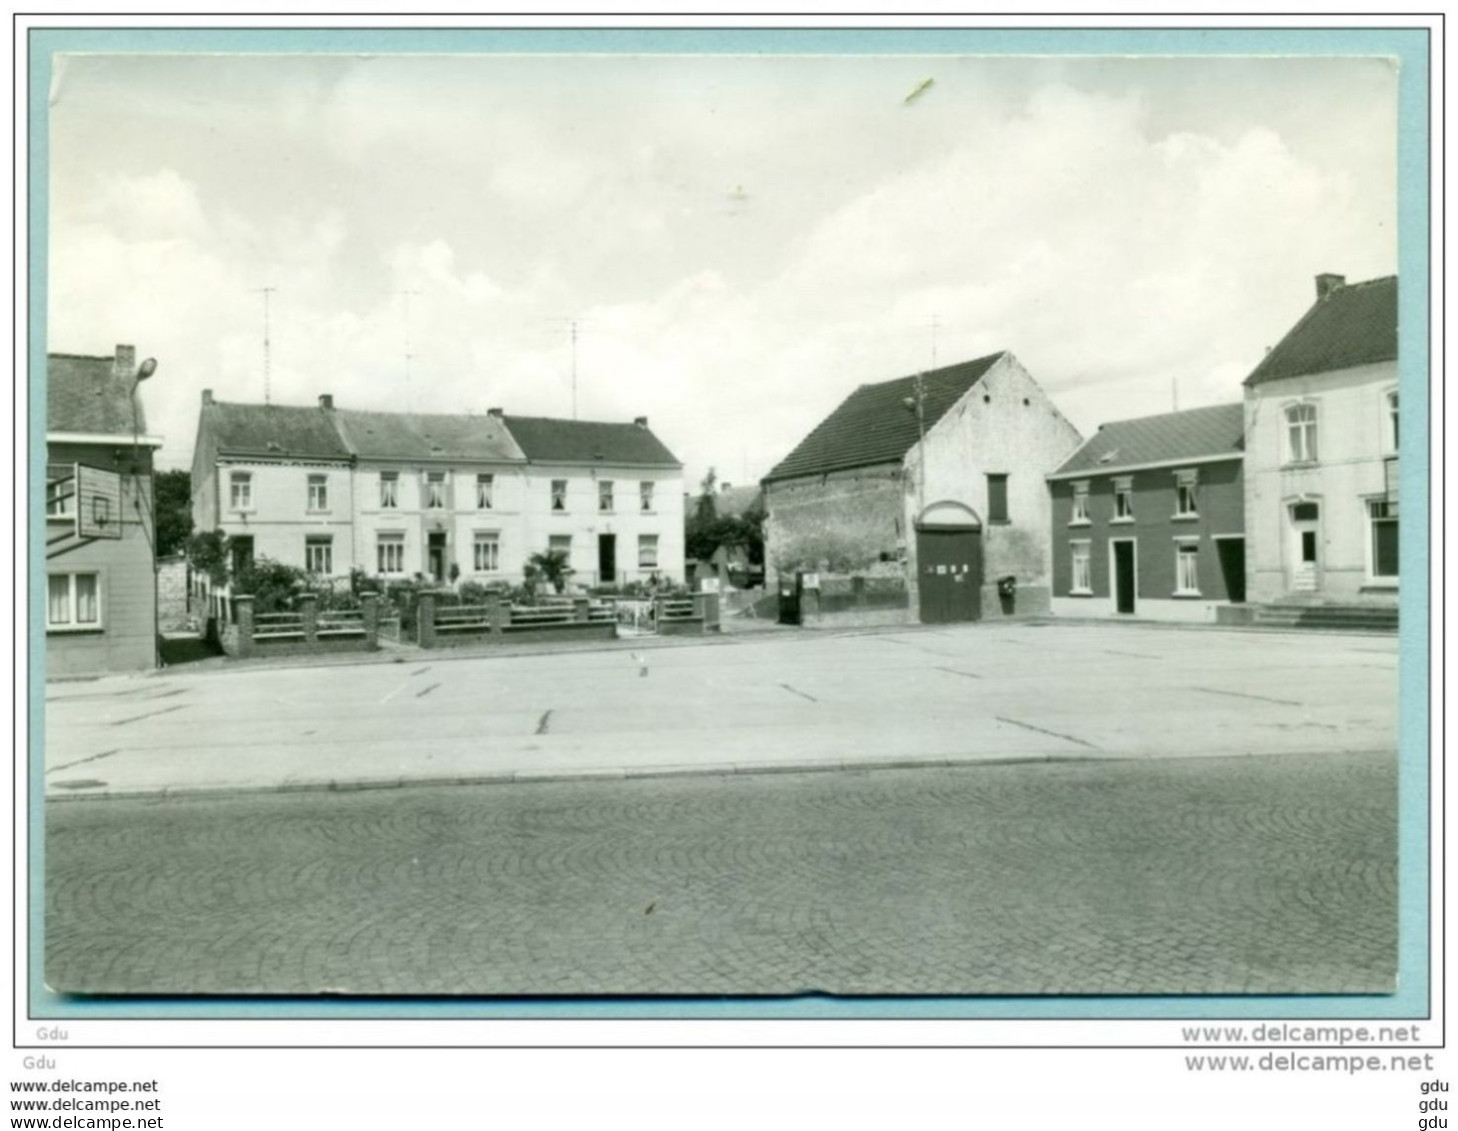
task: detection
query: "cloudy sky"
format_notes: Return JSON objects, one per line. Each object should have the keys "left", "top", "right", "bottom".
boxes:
{"left": 47, "top": 51, "right": 1397, "bottom": 482}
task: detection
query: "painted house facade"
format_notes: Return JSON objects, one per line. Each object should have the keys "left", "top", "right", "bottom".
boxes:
{"left": 190, "top": 396, "right": 685, "bottom": 592}
{"left": 763, "top": 351, "right": 1082, "bottom": 622}
{"left": 46, "top": 347, "right": 162, "bottom": 675}
{"left": 1047, "top": 403, "right": 1246, "bottom": 622}
{"left": 1242, "top": 274, "right": 1399, "bottom": 607}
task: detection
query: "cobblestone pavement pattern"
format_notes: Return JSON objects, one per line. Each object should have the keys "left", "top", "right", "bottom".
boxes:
{"left": 47, "top": 748, "right": 1395, "bottom": 996}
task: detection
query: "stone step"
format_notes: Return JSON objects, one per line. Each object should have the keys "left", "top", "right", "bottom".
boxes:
{"left": 1251, "top": 602, "right": 1398, "bottom": 632}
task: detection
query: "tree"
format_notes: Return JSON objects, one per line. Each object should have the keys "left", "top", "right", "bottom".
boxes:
{"left": 185, "top": 530, "right": 230, "bottom": 586}
{"left": 154, "top": 469, "right": 193, "bottom": 558}
{"left": 526, "top": 549, "right": 572, "bottom": 594}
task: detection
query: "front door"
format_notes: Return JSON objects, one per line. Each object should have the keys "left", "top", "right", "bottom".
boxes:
{"left": 427, "top": 532, "right": 447, "bottom": 583}
{"left": 1288, "top": 502, "right": 1320, "bottom": 592}
{"left": 1112, "top": 540, "right": 1136, "bottom": 614}
{"left": 1216, "top": 538, "right": 1246, "bottom": 603}
{"left": 598, "top": 534, "right": 617, "bottom": 585}
{"left": 916, "top": 528, "right": 983, "bottom": 624}
{"left": 229, "top": 535, "right": 254, "bottom": 578}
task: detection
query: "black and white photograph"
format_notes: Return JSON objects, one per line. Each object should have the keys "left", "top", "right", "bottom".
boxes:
{"left": 40, "top": 47, "right": 1402, "bottom": 999}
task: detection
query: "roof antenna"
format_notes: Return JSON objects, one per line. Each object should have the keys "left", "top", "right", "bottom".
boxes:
{"left": 252, "top": 285, "right": 276, "bottom": 404}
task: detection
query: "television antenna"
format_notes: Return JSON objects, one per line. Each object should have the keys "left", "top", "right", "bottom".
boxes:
{"left": 252, "top": 286, "right": 277, "bottom": 404}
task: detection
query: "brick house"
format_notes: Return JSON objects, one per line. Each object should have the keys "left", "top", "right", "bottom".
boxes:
{"left": 1047, "top": 403, "right": 1247, "bottom": 622}
{"left": 762, "top": 351, "right": 1082, "bottom": 622}
{"left": 45, "top": 346, "right": 162, "bottom": 675}
{"left": 1242, "top": 274, "right": 1399, "bottom": 610}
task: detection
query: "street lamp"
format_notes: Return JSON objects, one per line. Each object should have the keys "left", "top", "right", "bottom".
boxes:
{"left": 901, "top": 370, "right": 927, "bottom": 520}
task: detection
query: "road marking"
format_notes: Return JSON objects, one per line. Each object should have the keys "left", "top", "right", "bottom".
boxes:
{"left": 994, "top": 716, "right": 1097, "bottom": 749}
{"left": 413, "top": 666, "right": 432, "bottom": 676}
{"left": 536, "top": 710, "right": 553, "bottom": 735}
{"left": 110, "top": 704, "right": 188, "bottom": 727}
{"left": 47, "top": 748, "right": 121, "bottom": 775}
{"left": 415, "top": 683, "right": 441, "bottom": 699}
{"left": 780, "top": 683, "right": 817, "bottom": 702}
{"left": 379, "top": 679, "right": 412, "bottom": 704}
{"left": 1192, "top": 686, "right": 1302, "bottom": 707}
{"left": 1103, "top": 650, "right": 1161, "bottom": 659}
{"left": 144, "top": 687, "right": 189, "bottom": 700}
{"left": 936, "top": 667, "right": 982, "bottom": 679}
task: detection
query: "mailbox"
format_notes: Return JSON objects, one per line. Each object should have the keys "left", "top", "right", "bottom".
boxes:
{"left": 997, "top": 575, "right": 1018, "bottom": 599}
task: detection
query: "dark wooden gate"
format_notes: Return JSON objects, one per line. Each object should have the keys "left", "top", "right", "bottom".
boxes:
{"left": 916, "top": 527, "right": 983, "bottom": 624}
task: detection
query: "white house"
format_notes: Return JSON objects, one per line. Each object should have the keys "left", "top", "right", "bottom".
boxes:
{"left": 1242, "top": 274, "right": 1399, "bottom": 610}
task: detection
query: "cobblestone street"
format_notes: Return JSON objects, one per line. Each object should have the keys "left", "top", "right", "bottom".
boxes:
{"left": 46, "top": 747, "right": 1395, "bottom": 996}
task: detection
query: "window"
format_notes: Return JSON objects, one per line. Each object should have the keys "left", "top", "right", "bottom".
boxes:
{"left": 1174, "top": 469, "right": 1199, "bottom": 517}
{"left": 1113, "top": 477, "right": 1134, "bottom": 521}
{"left": 548, "top": 534, "right": 572, "bottom": 565}
{"left": 640, "top": 481, "right": 655, "bottom": 512}
{"left": 1070, "top": 481, "right": 1090, "bottom": 524}
{"left": 46, "top": 464, "right": 75, "bottom": 519}
{"left": 551, "top": 479, "right": 567, "bottom": 512}
{"left": 1070, "top": 541, "right": 1091, "bottom": 594}
{"left": 599, "top": 480, "right": 615, "bottom": 512}
{"left": 377, "top": 533, "right": 405, "bottom": 574}
{"left": 987, "top": 473, "right": 1009, "bottom": 523}
{"left": 305, "top": 535, "right": 333, "bottom": 575}
{"left": 1369, "top": 500, "right": 1399, "bottom": 579}
{"left": 47, "top": 572, "right": 100, "bottom": 630}
{"left": 473, "top": 532, "right": 500, "bottom": 573}
{"left": 307, "top": 474, "right": 328, "bottom": 512}
{"left": 229, "top": 471, "right": 252, "bottom": 511}
{"left": 638, "top": 534, "right": 659, "bottom": 569}
{"left": 378, "top": 472, "right": 398, "bottom": 509}
{"left": 426, "top": 472, "right": 446, "bottom": 509}
{"left": 1386, "top": 390, "right": 1399, "bottom": 452}
{"left": 1176, "top": 541, "right": 1201, "bottom": 595}
{"left": 1285, "top": 403, "right": 1319, "bottom": 464}
{"left": 476, "top": 474, "right": 494, "bottom": 509}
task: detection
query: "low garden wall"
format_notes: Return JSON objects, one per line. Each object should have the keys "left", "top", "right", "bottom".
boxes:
{"left": 783, "top": 573, "right": 912, "bottom": 629}
{"left": 220, "top": 592, "right": 381, "bottom": 659}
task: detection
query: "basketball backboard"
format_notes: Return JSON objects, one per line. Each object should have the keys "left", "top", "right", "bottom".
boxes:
{"left": 75, "top": 463, "right": 123, "bottom": 540}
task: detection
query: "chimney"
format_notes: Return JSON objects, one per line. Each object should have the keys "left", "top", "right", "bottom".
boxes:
{"left": 318, "top": 394, "right": 334, "bottom": 410}
{"left": 487, "top": 407, "right": 504, "bottom": 418}
{"left": 1316, "top": 273, "right": 1346, "bottom": 300}
{"left": 113, "top": 345, "right": 136, "bottom": 381}
{"left": 634, "top": 416, "right": 649, "bottom": 428}
{"left": 202, "top": 388, "right": 214, "bottom": 406}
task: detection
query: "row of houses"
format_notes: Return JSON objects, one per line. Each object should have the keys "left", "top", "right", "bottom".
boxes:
{"left": 43, "top": 271, "right": 1400, "bottom": 676}
{"left": 762, "top": 273, "right": 1400, "bottom": 626}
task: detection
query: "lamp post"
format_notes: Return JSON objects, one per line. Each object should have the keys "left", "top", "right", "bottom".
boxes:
{"left": 902, "top": 371, "right": 927, "bottom": 520}
{"left": 129, "top": 357, "right": 159, "bottom": 666}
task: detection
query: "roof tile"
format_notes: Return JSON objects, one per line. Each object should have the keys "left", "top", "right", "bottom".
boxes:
{"left": 1051, "top": 403, "right": 1245, "bottom": 477}
{"left": 1245, "top": 276, "right": 1397, "bottom": 386}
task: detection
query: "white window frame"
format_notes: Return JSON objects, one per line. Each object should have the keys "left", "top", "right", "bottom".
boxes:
{"left": 1367, "top": 497, "right": 1399, "bottom": 583}
{"left": 1070, "top": 540, "right": 1092, "bottom": 595}
{"left": 47, "top": 571, "right": 103, "bottom": 631}
{"left": 46, "top": 464, "right": 76, "bottom": 519}
{"left": 551, "top": 479, "right": 568, "bottom": 512}
{"left": 1174, "top": 538, "right": 1201, "bottom": 596}
{"left": 379, "top": 471, "right": 399, "bottom": 509}
{"left": 599, "top": 480, "right": 615, "bottom": 513}
{"left": 640, "top": 481, "right": 655, "bottom": 513}
{"left": 425, "top": 471, "right": 447, "bottom": 510}
{"left": 1384, "top": 388, "right": 1399, "bottom": 454}
{"left": 638, "top": 533, "right": 660, "bottom": 570}
{"left": 305, "top": 535, "right": 333, "bottom": 575}
{"left": 1285, "top": 402, "right": 1319, "bottom": 465}
{"left": 1174, "top": 469, "right": 1199, "bottom": 519}
{"left": 307, "top": 473, "right": 329, "bottom": 513}
{"left": 377, "top": 532, "right": 406, "bottom": 575}
{"left": 473, "top": 531, "right": 501, "bottom": 573}
{"left": 1112, "top": 476, "right": 1134, "bottom": 523}
{"left": 476, "top": 473, "right": 494, "bottom": 510}
{"left": 548, "top": 534, "right": 572, "bottom": 565}
{"left": 1070, "top": 481, "right": 1090, "bottom": 525}
{"left": 229, "top": 471, "right": 253, "bottom": 512}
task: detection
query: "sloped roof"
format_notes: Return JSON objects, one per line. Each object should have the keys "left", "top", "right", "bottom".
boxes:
{"left": 48, "top": 353, "right": 147, "bottom": 435}
{"left": 762, "top": 352, "right": 1006, "bottom": 483}
{"left": 1245, "top": 276, "right": 1397, "bottom": 387}
{"left": 501, "top": 415, "right": 681, "bottom": 467}
{"left": 202, "top": 400, "right": 353, "bottom": 460}
{"left": 1050, "top": 403, "right": 1245, "bottom": 478}
{"left": 334, "top": 409, "right": 524, "bottom": 461}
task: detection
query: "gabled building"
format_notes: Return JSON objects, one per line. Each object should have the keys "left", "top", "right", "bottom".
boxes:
{"left": 500, "top": 412, "right": 686, "bottom": 586}
{"left": 1243, "top": 274, "right": 1399, "bottom": 608}
{"left": 762, "top": 351, "right": 1082, "bottom": 622}
{"left": 46, "top": 346, "right": 163, "bottom": 675}
{"left": 189, "top": 395, "right": 686, "bottom": 592}
{"left": 1047, "top": 403, "right": 1246, "bottom": 622}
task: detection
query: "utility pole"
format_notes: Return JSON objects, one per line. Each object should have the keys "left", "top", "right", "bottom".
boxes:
{"left": 253, "top": 286, "right": 276, "bottom": 404}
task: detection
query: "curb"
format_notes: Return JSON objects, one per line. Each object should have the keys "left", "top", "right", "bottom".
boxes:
{"left": 41, "top": 746, "right": 1394, "bottom": 805}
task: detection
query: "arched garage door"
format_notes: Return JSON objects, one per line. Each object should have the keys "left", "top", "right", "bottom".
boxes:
{"left": 915, "top": 502, "right": 983, "bottom": 624}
